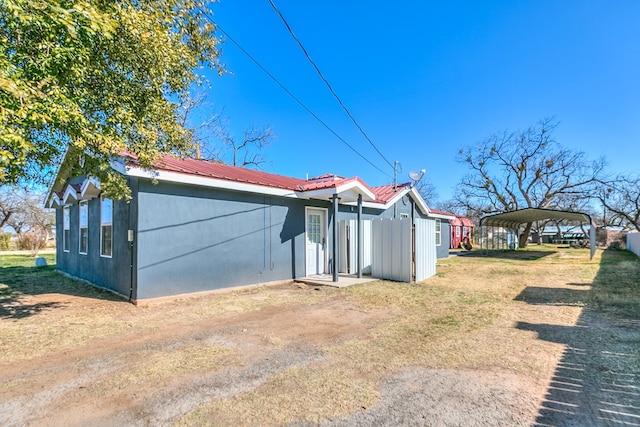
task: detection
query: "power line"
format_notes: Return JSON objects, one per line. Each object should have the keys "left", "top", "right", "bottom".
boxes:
{"left": 201, "top": 13, "right": 393, "bottom": 179}
{"left": 267, "top": 0, "right": 395, "bottom": 170}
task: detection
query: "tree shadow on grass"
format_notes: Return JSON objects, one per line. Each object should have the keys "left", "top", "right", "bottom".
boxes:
{"left": 0, "top": 265, "right": 124, "bottom": 320}
{"left": 515, "top": 249, "right": 640, "bottom": 426}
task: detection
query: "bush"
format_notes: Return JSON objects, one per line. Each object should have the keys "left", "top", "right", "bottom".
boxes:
{"left": 16, "top": 231, "right": 47, "bottom": 255}
{"left": 0, "top": 233, "right": 11, "bottom": 251}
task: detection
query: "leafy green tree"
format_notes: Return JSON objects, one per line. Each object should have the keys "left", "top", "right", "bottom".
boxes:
{"left": 455, "top": 118, "right": 605, "bottom": 247}
{"left": 1, "top": 0, "right": 222, "bottom": 198}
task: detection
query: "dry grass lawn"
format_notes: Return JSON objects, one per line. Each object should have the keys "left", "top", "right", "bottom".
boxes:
{"left": 1, "top": 246, "right": 639, "bottom": 426}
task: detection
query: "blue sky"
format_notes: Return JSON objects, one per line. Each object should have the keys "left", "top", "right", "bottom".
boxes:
{"left": 201, "top": 0, "right": 640, "bottom": 203}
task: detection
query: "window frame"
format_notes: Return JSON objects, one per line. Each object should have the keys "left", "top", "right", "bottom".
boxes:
{"left": 63, "top": 205, "right": 70, "bottom": 252}
{"left": 435, "top": 219, "right": 441, "bottom": 246}
{"left": 100, "top": 196, "right": 113, "bottom": 258}
{"left": 79, "top": 200, "right": 89, "bottom": 255}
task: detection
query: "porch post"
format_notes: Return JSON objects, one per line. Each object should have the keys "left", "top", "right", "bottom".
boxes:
{"left": 357, "top": 194, "right": 363, "bottom": 278}
{"left": 332, "top": 193, "right": 339, "bottom": 282}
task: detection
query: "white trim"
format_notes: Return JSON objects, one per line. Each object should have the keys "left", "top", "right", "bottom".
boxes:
{"left": 342, "top": 186, "right": 431, "bottom": 215}
{"left": 78, "top": 200, "right": 88, "bottom": 255}
{"left": 343, "top": 187, "right": 410, "bottom": 211}
{"left": 110, "top": 156, "right": 127, "bottom": 175}
{"left": 62, "top": 184, "right": 80, "bottom": 205}
{"left": 48, "top": 193, "right": 63, "bottom": 209}
{"left": 100, "top": 196, "right": 113, "bottom": 258}
{"left": 435, "top": 218, "right": 442, "bottom": 246}
{"left": 126, "top": 166, "right": 300, "bottom": 199}
{"left": 63, "top": 206, "right": 70, "bottom": 253}
{"left": 80, "top": 177, "right": 101, "bottom": 200}
{"left": 45, "top": 146, "right": 70, "bottom": 208}
{"left": 428, "top": 212, "right": 456, "bottom": 220}
{"left": 408, "top": 187, "right": 431, "bottom": 216}
{"left": 302, "top": 180, "right": 376, "bottom": 202}
{"left": 126, "top": 166, "right": 378, "bottom": 203}
{"left": 305, "top": 206, "right": 328, "bottom": 276}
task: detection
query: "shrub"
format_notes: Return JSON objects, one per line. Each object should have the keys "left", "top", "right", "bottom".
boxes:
{"left": 0, "top": 233, "right": 11, "bottom": 251}
{"left": 16, "top": 231, "right": 47, "bottom": 255}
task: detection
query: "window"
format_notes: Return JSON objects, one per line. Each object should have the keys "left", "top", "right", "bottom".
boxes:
{"left": 307, "top": 213, "right": 321, "bottom": 244}
{"left": 456, "top": 226, "right": 461, "bottom": 237}
{"left": 79, "top": 200, "right": 88, "bottom": 254}
{"left": 435, "top": 219, "right": 441, "bottom": 246}
{"left": 462, "top": 226, "right": 467, "bottom": 237}
{"left": 63, "top": 206, "right": 70, "bottom": 252}
{"left": 100, "top": 196, "right": 113, "bottom": 257}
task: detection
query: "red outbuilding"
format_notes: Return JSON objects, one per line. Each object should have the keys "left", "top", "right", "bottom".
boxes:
{"left": 450, "top": 215, "right": 475, "bottom": 249}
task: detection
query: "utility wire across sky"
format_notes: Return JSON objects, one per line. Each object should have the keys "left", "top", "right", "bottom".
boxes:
{"left": 200, "top": 10, "right": 394, "bottom": 180}
{"left": 267, "top": 0, "right": 395, "bottom": 171}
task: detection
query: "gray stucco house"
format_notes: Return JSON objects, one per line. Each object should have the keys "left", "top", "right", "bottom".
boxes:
{"left": 47, "top": 153, "right": 450, "bottom": 302}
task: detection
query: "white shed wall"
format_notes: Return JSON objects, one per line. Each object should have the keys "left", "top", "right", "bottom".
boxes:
{"left": 627, "top": 232, "right": 640, "bottom": 258}
{"left": 415, "top": 218, "right": 437, "bottom": 282}
{"left": 372, "top": 218, "right": 412, "bottom": 282}
{"left": 338, "top": 220, "right": 372, "bottom": 275}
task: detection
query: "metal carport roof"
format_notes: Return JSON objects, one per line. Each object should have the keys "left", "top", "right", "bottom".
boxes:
{"left": 479, "top": 208, "right": 596, "bottom": 259}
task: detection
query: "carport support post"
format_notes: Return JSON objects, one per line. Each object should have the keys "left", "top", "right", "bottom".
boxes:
{"left": 332, "top": 193, "right": 339, "bottom": 282}
{"left": 357, "top": 194, "right": 363, "bottom": 278}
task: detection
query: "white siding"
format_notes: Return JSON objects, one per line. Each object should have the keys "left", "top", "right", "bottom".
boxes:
{"left": 415, "top": 218, "right": 437, "bottom": 281}
{"left": 339, "top": 220, "right": 348, "bottom": 273}
{"left": 372, "top": 218, "right": 412, "bottom": 282}
{"left": 339, "top": 220, "right": 373, "bottom": 274}
{"left": 628, "top": 232, "right": 640, "bottom": 258}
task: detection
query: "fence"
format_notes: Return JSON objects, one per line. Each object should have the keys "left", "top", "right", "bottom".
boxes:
{"left": 414, "top": 218, "right": 437, "bottom": 281}
{"left": 337, "top": 218, "right": 437, "bottom": 283}
{"left": 338, "top": 220, "right": 372, "bottom": 275}
{"left": 627, "top": 232, "right": 640, "bottom": 258}
{"left": 369, "top": 218, "right": 437, "bottom": 283}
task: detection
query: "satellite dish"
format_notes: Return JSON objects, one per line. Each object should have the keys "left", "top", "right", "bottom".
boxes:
{"left": 409, "top": 171, "right": 422, "bottom": 181}
{"left": 408, "top": 169, "right": 426, "bottom": 183}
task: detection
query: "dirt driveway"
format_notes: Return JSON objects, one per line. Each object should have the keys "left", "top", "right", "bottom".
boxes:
{"left": 1, "top": 247, "right": 639, "bottom": 426}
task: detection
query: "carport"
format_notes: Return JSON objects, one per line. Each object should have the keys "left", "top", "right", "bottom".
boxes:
{"left": 479, "top": 208, "right": 596, "bottom": 259}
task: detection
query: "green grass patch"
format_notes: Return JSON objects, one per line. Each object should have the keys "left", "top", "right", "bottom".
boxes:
{"left": 589, "top": 250, "right": 640, "bottom": 317}
{"left": 0, "top": 253, "right": 56, "bottom": 268}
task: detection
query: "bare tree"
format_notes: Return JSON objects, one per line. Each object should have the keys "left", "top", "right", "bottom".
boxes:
{"left": 455, "top": 118, "right": 605, "bottom": 247}
{"left": 0, "top": 187, "right": 20, "bottom": 231}
{"left": 0, "top": 186, "right": 54, "bottom": 251}
{"left": 219, "top": 125, "right": 274, "bottom": 168}
{"left": 178, "top": 92, "right": 274, "bottom": 168}
{"left": 414, "top": 178, "right": 439, "bottom": 207}
{"left": 594, "top": 176, "right": 640, "bottom": 232}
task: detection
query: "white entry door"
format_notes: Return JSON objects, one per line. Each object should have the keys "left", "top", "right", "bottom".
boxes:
{"left": 306, "top": 208, "right": 326, "bottom": 276}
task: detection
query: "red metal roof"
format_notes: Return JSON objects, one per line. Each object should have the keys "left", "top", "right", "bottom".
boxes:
{"left": 300, "top": 176, "right": 363, "bottom": 191}
{"left": 370, "top": 183, "right": 411, "bottom": 204}
{"left": 458, "top": 216, "right": 475, "bottom": 227}
{"left": 429, "top": 208, "right": 452, "bottom": 216}
{"left": 130, "top": 154, "right": 307, "bottom": 190}
{"left": 449, "top": 215, "right": 474, "bottom": 227}
{"left": 307, "top": 173, "right": 345, "bottom": 181}
{"left": 126, "top": 154, "right": 417, "bottom": 206}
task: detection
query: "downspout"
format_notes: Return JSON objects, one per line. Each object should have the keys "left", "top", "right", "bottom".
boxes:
{"left": 357, "top": 194, "right": 362, "bottom": 278}
{"left": 332, "top": 193, "right": 339, "bottom": 282}
{"left": 128, "top": 195, "right": 134, "bottom": 303}
{"left": 127, "top": 177, "right": 137, "bottom": 304}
